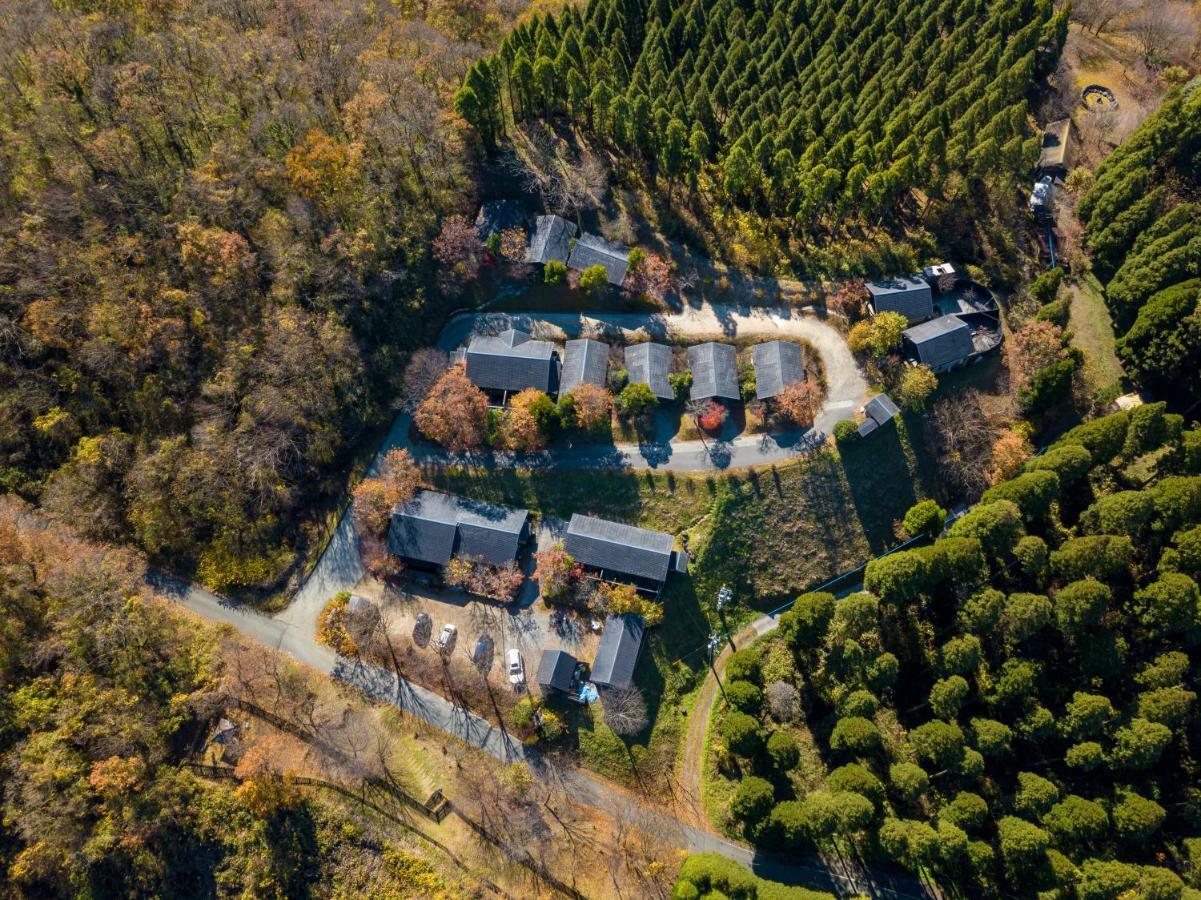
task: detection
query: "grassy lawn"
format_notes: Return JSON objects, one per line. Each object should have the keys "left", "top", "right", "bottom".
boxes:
{"left": 689, "top": 427, "right": 933, "bottom": 612}
{"left": 1068, "top": 272, "right": 1125, "bottom": 396}
{"left": 426, "top": 465, "right": 718, "bottom": 533}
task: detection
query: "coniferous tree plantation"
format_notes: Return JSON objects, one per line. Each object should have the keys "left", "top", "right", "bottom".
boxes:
{"left": 709, "top": 405, "right": 1201, "bottom": 896}
{"left": 1078, "top": 78, "right": 1201, "bottom": 398}
{"left": 458, "top": 0, "right": 1069, "bottom": 272}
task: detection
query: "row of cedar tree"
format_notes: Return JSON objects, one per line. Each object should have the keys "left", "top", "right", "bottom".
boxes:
{"left": 457, "top": 0, "right": 1068, "bottom": 224}
{"left": 1078, "top": 78, "right": 1201, "bottom": 398}
{"left": 715, "top": 403, "right": 1201, "bottom": 897}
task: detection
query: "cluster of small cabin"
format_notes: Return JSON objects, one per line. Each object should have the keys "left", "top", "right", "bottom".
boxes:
{"left": 385, "top": 489, "right": 690, "bottom": 692}
{"left": 866, "top": 264, "right": 1003, "bottom": 374}
{"left": 476, "top": 202, "right": 631, "bottom": 288}
{"left": 454, "top": 327, "right": 806, "bottom": 407}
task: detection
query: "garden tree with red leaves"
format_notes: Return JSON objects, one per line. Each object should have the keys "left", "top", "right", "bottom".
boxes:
{"left": 414, "top": 365, "right": 489, "bottom": 451}
{"left": 697, "top": 400, "right": 729, "bottom": 433}
{"left": 826, "top": 280, "right": 869, "bottom": 321}
{"left": 626, "top": 250, "right": 675, "bottom": 300}
{"left": 444, "top": 555, "right": 524, "bottom": 600}
{"left": 534, "top": 543, "right": 578, "bottom": 601}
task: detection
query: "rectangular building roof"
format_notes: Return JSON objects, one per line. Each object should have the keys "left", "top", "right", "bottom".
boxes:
{"left": 559, "top": 338, "right": 610, "bottom": 394}
{"left": 752, "top": 340, "right": 805, "bottom": 400}
{"left": 567, "top": 233, "right": 630, "bottom": 286}
{"left": 565, "top": 513, "right": 675, "bottom": 584}
{"left": 526, "top": 214, "right": 577, "bottom": 265}
{"left": 387, "top": 490, "right": 529, "bottom": 568}
{"left": 688, "top": 342, "right": 740, "bottom": 401}
{"left": 465, "top": 328, "right": 557, "bottom": 394}
{"left": 867, "top": 276, "right": 934, "bottom": 323}
{"left": 536, "top": 649, "right": 578, "bottom": 692}
{"left": 1038, "top": 118, "right": 1075, "bottom": 172}
{"left": 903, "top": 315, "right": 975, "bottom": 371}
{"left": 624, "top": 342, "right": 674, "bottom": 400}
{"left": 475, "top": 200, "right": 525, "bottom": 239}
{"left": 865, "top": 393, "right": 901, "bottom": 426}
{"left": 591, "top": 614, "right": 645, "bottom": 689}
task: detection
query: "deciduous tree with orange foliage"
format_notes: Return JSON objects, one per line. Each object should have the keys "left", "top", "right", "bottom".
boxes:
{"left": 568, "top": 383, "right": 613, "bottom": 432}
{"left": 414, "top": 365, "right": 489, "bottom": 451}
{"left": 773, "top": 381, "right": 823, "bottom": 427}
{"left": 352, "top": 449, "right": 420, "bottom": 536}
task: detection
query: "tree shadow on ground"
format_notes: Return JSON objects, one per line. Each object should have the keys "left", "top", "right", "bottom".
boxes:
{"left": 837, "top": 424, "right": 917, "bottom": 552}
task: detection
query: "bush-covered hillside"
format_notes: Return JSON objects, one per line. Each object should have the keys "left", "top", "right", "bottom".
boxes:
{"left": 710, "top": 403, "right": 1201, "bottom": 896}
{"left": 459, "top": 0, "right": 1067, "bottom": 270}
{"left": 1079, "top": 78, "right": 1201, "bottom": 394}
{"left": 0, "top": 1, "right": 502, "bottom": 593}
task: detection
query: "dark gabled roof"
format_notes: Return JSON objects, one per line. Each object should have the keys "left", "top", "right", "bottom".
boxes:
{"left": 688, "top": 342, "right": 739, "bottom": 401}
{"left": 624, "top": 342, "right": 674, "bottom": 400}
{"left": 474, "top": 200, "right": 525, "bottom": 239}
{"left": 865, "top": 393, "right": 901, "bottom": 426}
{"left": 560, "top": 339, "right": 610, "bottom": 394}
{"left": 867, "top": 276, "right": 934, "bottom": 323}
{"left": 752, "top": 340, "right": 805, "bottom": 400}
{"left": 567, "top": 233, "right": 630, "bottom": 285}
{"left": 464, "top": 329, "right": 557, "bottom": 393}
{"left": 903, "top": 315, "right": 975, "bottom": 371}
{"left": 387, "top": 490, "right": 529, "bottom": 567}
{"left": 536, "top": 649, "right": 578, "bottom": 692}
{"left": 591, "top": 614, "right": 645, "bottom": 689}
{"left": 565, "top": 514, "right": 675, "bottom": 584}
{"left": 526, "top": 214, "right": 577, "bottom": 265}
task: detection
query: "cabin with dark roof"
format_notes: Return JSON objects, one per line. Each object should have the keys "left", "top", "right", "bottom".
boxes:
{"left": 387, "top": 490, "right": 531, "bottom": 576}
{"left": 464, "top": 328, "right": 558, "bottom": 401}
{"left": 858, "top": 393, "right": 901, "bottom": 437}
{"left": 591, "top": 614, "right": 645, "bottom": 690}
{"left": 474, "top": 200, "right": 525, "bottom": 239}
{"left": 1038, "top": 118, "right": 1076, "bottom": 179}
{"left": 526, "top": 214, "right": 577, "bottom": 265}
{"left": 688, "top": 342, "right": 740, "bottom": 402}
{"left": 536, "top": 649, "right": 579, "bottom": 694}
{"left": 559, "top": 339, "right": 610, "bottom": 394}
{"left": 567, "top": 233, "right": 630, "bottom": 286}
{"left": 752, "top": 340, "right": 805, "bottom": 400}
{"left": 903, "top": 315, "right": 976, "bottom": 373}
{"left": 867, "top": 276, "right": 934, "bottom": 323}
{"left": 564, "top": 513, "right": 687, "bottom": 597}
{"left": 624, "top": 342, "right": 674, "bottom": 400}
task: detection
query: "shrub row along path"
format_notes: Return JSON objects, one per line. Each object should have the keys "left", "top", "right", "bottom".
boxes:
{"left": 154, "top": 572, "right": 925, "bottom": 898}
{"left": 157, "top": 302, "right": 925, "bottom": 896}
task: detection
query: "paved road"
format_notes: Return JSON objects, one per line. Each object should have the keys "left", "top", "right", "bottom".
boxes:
{"left": 153, "top": 572, "right": 925, "bottom": 897}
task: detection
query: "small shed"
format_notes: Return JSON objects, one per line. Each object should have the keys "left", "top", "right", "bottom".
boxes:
{"left": 474, "top": 200, "right": 525, "bottom": 239}
{"left": 625, "top": 342, "right": 674, "bottom": 400}
{"left": 903, "top": 315, "right": 975, "bottom": 373}
{"left": 1038, "top": 119, "right": 1076, "bottom": 179}
{"left": 464, "top": 328, "right": 558, "bottom": 396}
{"left": 921, "top": 263, "right": 956, "bottom": 290}
{"left": 526, "top": 214, "right": 577, "bottom": 265}
{"left": 867, "top": 276, "right": 934, "bottom": 323}
{"left": 858, "top": 393, "right": 900, "bottom": 436}
{"left": 560, "top": 338, "right": 610, "bottom": 394}
{"left": 591, "top": 614, "right": 645, "bottom": 690}
{"left": 536, "top": 649, "right": 578, "bottom": 693}
{"left": 567, "top": 233, "right": 630, "bottom": 286}
{"left": 752, "top": 340, "right": 805, "bottom": 400}
{"left": 688, "top": 342, "right": 740, "bottom": 402}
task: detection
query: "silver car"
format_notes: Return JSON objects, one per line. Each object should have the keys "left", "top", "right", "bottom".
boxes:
{"left": 435, "top": 623, "right": 457, "bottom": 653}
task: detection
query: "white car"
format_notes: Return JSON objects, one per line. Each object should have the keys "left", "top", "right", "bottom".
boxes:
{"left": 435, "top": 623, "right": 457, "bottom": 653}
{"left": 507, "top": 648, "right": 525, "bottom": 685}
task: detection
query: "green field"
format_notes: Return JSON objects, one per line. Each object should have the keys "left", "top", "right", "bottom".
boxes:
{"left": 1068, "top": 272, "right": 1125, "bottom": 397}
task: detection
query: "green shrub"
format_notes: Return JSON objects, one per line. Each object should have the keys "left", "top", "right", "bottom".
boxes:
{"left": 1065, "top": 741, "right": 1104, "bottom": 771}
{"left": 1057, "top": 410, "right": 1130, "bottom": 464}
{"left": 829, "top": 716, "right": 882, "bottom": 756}
{"left": 910, "top": 720, "right": 965, "bottom": 769}
{"left": 1025, "top": 444, "right": 1093, "bottom": 486}
{"left": 544, "top": 259, "right": 566, "bottom": 284}
{"left": 1014, "top": 771, "right": 1060, "bottom": 817}
{"left": 722, "top": 711, "right": 765, "bottom": 757}
{"left": 828, "top": 763, "right": 885, "bottom": 807}
{"left": 941, "top": 792, "right": 989, "bottom": 831}
{"left": 902, "top": 499, "right": 947, "bottom": 539}
{"left": 948, "top": 500, "right": 1024, "bottom": 557}
{"left": 725, "top": 679, "right": 763, "bottom": 714}
{"left": 1035, "top": 297, "right": 1071, "bottom": 328}
{"left": 779, "top": 592, "right": 836, "bottom": 649}
{"left": 725, "top": 648, "right": 763, "bottom": 684}
{"left": 980, "top": 471, "right": 1060, "bottom": 519}
{"left": 889, "top": 762, "right": 931, "bottom": 804}
{"left": 1043, "top": 795, "right": 1109, "bottom": 845}
{"left": 730, "top": 775, "right": 775, "bottom": 824}
{"left": 1080, "top": 490, "right": 1155, "bottom": 536}
{"left": 1050, "top": 535, "right": 1134, "bottom": 583}
{"left": 1014, "top": 535, "right": 1049, "bottom": 580}
{"left": 1030, "top": 267, "right": 1065, "bottom": 303}
{"left": 1054, "top": 579, "right": 1112, "bottom": 634}
{"left": 833, "top": 419, "right": 860, "bottom": 444}
{"left": 766, "top": 730, "right": 800, "bottom": 771}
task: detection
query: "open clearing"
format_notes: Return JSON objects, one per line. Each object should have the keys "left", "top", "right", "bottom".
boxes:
{"left": 1068, "top": 272, "right": 1126, "bottom": 396}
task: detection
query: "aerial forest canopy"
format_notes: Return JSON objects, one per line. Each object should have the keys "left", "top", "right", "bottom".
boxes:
{"left": 458, "top": 0, "right": 1068, "bottom": 269}
{"left": 1078, "top": 78, "right": 1201, "bottom": 398}
{"left": 725, "top": 405, "right": 1201, "bottom": 896}
{"left": 0, "top": 0, "right": 505, "bottom": 592}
